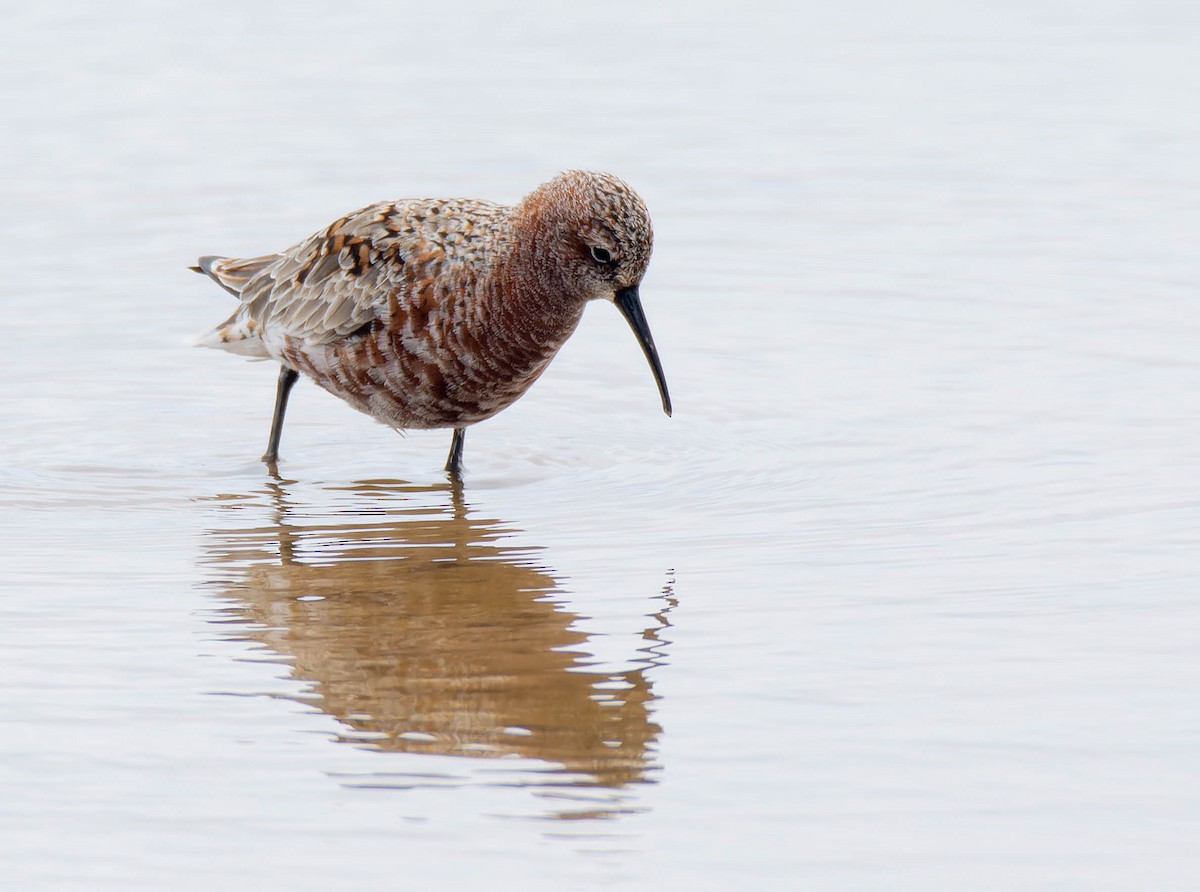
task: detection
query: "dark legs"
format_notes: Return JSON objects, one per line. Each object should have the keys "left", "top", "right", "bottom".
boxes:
{"left": 262, "top": 365, "right": 299, "bottom": 464}
{"left": 445, "top": 427, "right": 466, "bottom": 477}
{"left": 262, "top": 367, "right": 462, "bottom": 474}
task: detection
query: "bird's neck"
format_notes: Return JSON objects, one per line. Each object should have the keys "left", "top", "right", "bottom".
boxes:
{"left": 481, "top": 224, "right": 587, "bottom": 362}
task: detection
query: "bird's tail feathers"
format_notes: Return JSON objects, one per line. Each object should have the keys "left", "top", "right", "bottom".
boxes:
{"left": 191, "top": 253, "right": 279, "bottom": 298}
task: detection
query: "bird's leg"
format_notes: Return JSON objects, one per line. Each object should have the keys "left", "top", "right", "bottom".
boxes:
{"left": 262, "top": 366, "right": 299, "bottom": 464}
{"left": 445, "top": 427, "right": 466, "bottom": 477}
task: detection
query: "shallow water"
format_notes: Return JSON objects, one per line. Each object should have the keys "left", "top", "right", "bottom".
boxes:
{"left": 3, "top": 2, "right": 1200, "bottom": 889}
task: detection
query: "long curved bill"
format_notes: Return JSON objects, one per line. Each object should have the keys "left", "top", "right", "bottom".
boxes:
{"left": 614, "top": 286, "right": 672, "bottom": 416}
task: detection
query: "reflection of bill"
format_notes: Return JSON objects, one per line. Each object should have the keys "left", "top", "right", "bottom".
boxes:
{"left": 202, "top": 478, "right": 673, "bottom": 809}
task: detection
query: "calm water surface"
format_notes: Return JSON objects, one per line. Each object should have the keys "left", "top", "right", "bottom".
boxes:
{"left": 2, "top": 3, "right": 1199, "bottom": 889}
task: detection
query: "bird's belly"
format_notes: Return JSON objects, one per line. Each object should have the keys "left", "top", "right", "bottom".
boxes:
{"left": 278, "top": 331, "right": 551, "bottom": 431}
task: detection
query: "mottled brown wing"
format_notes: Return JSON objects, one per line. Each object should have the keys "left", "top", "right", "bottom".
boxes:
{"left": 238, "top": 200, "right": 414, "bottom": 345}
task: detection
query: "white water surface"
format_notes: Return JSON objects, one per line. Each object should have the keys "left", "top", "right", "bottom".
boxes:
{"left": 2, "top": 3, "right": 1198, "bottom": 889}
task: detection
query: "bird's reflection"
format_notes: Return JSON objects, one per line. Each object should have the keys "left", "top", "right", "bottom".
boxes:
{"left": 201, "top": 477, "right": 672, "bottom": 817}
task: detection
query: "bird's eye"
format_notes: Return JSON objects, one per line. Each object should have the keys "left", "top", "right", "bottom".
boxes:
{"left": 589, "top": 245, "right": 613, "bottom": 265}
